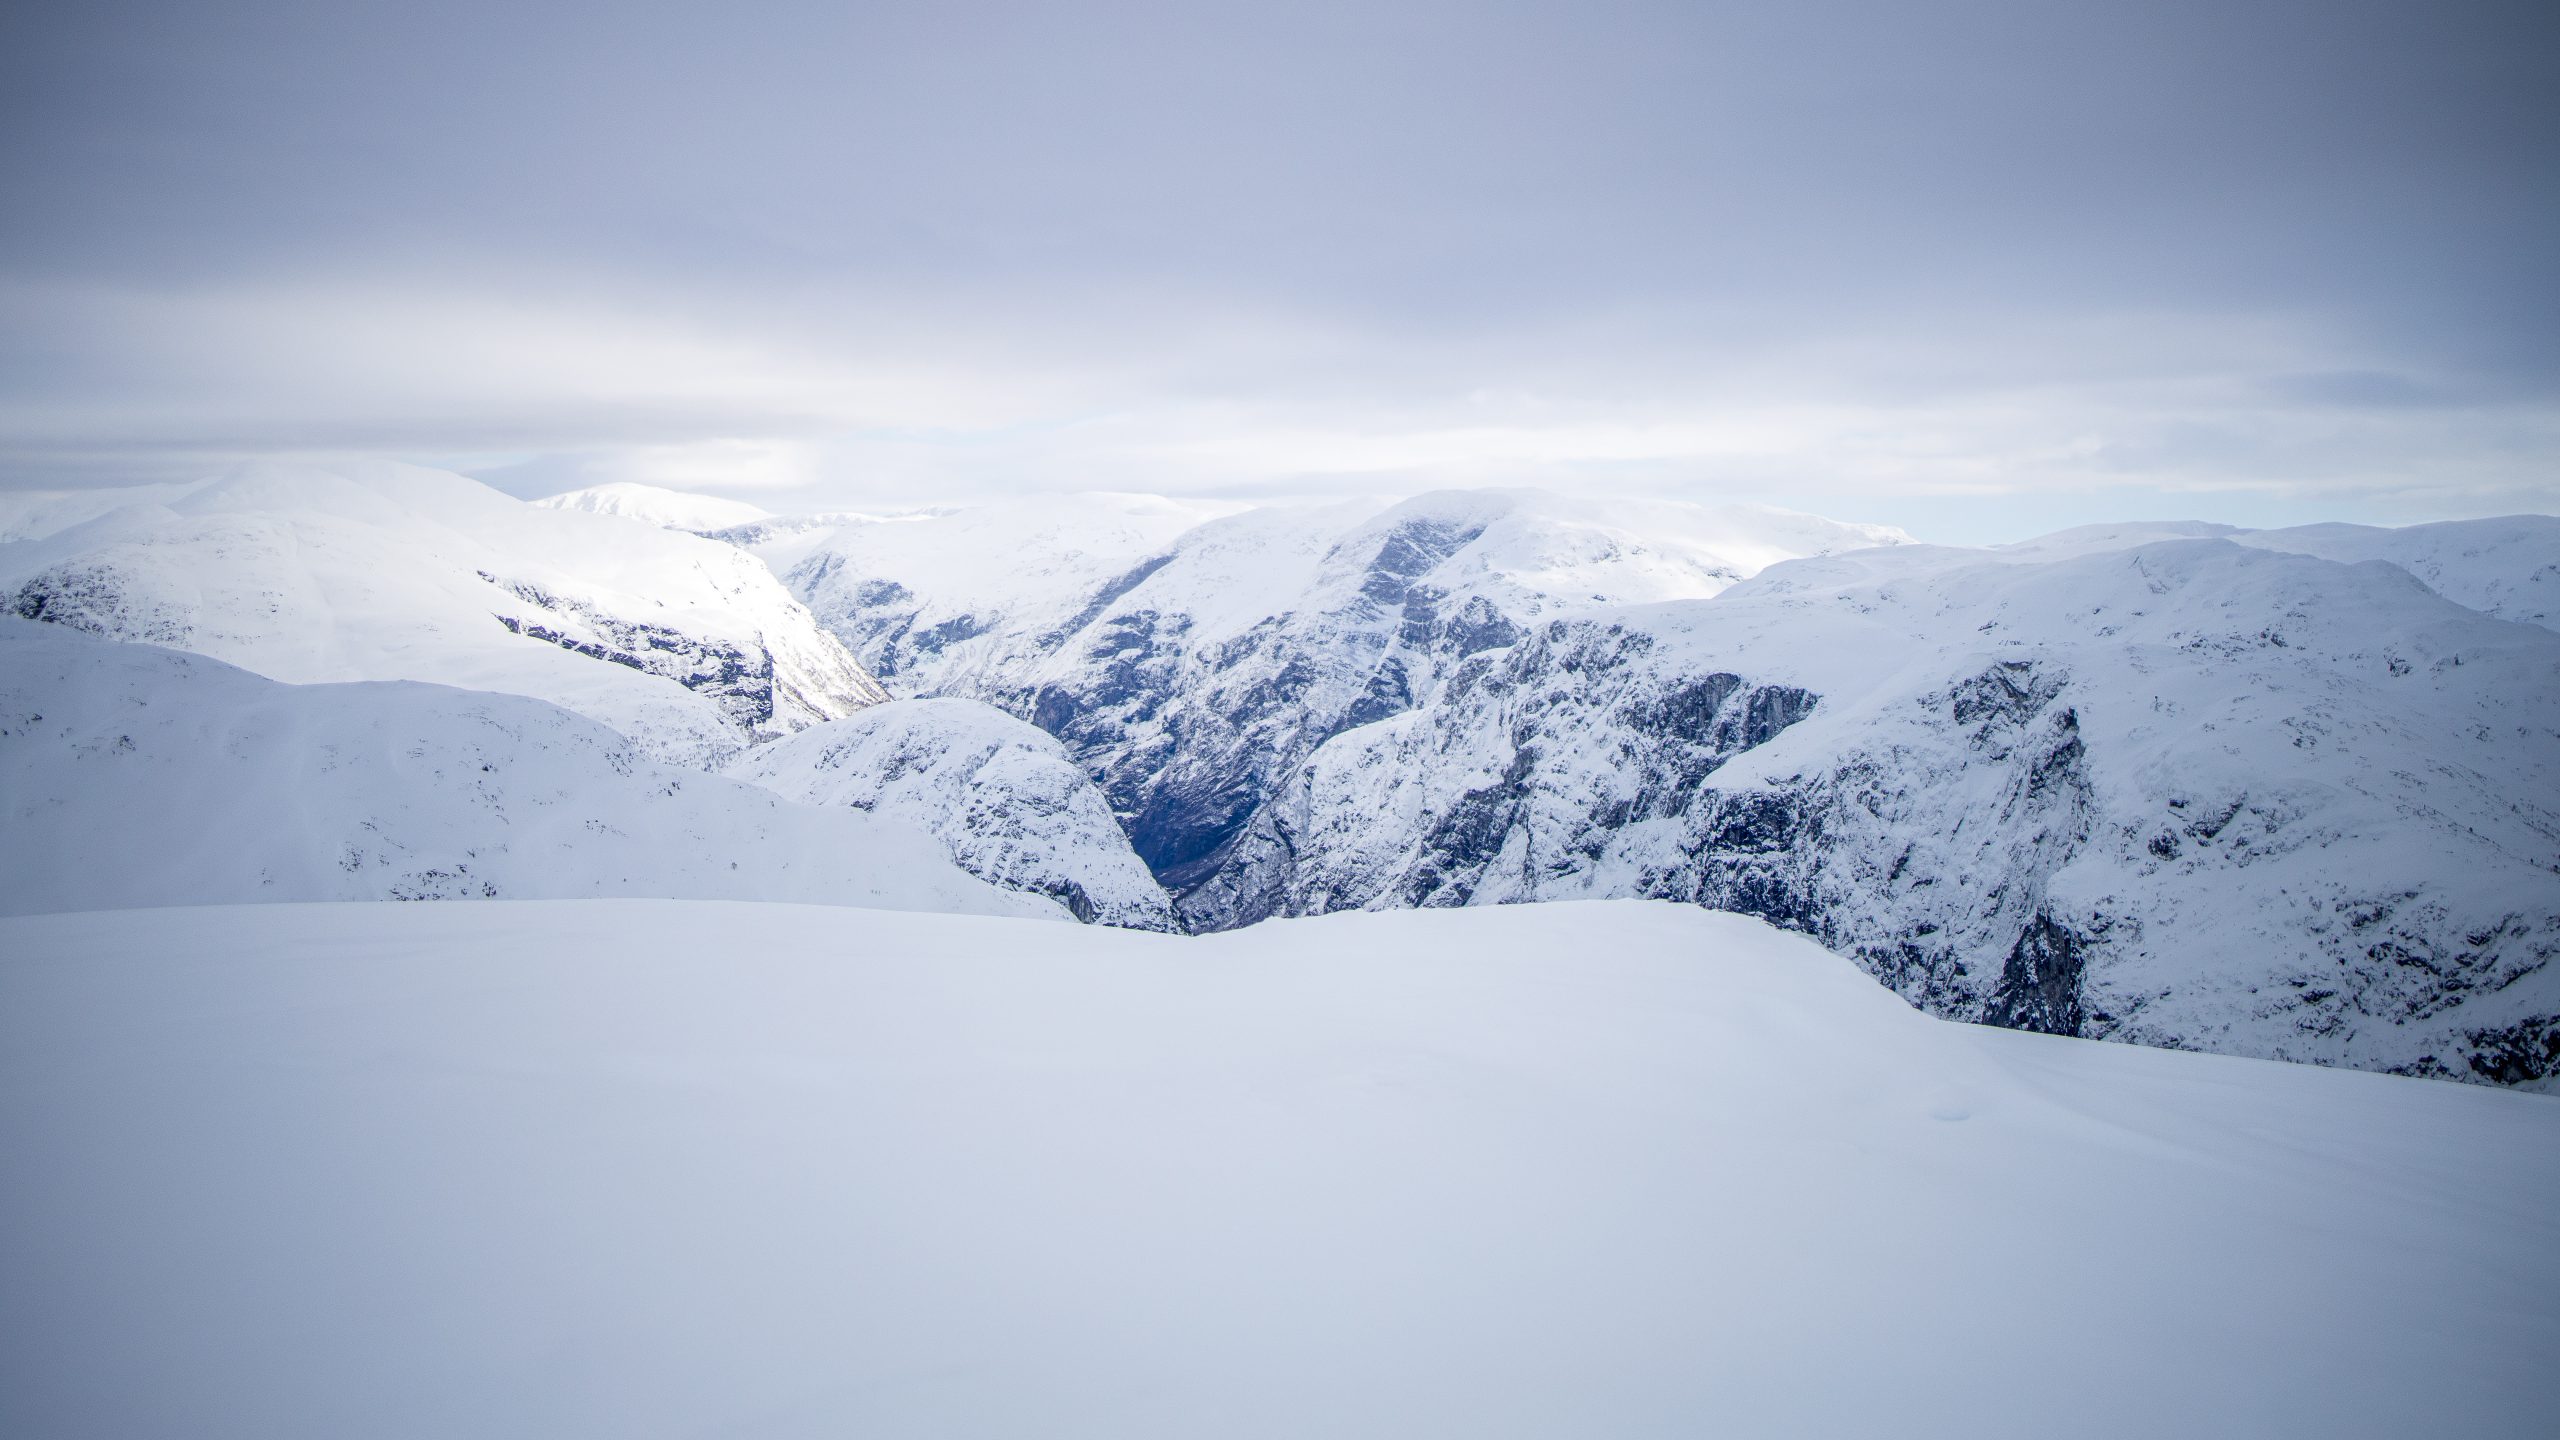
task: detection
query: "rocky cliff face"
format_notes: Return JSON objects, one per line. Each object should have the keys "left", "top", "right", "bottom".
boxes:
{"left": 774, "top": 490, "right": 1908, "bottom": 896}
{"left": 1021, "top": 508, "right": 1528, "bottom": 892}
{"left": 478, "top": 570, "right": 884, "bottom": 742}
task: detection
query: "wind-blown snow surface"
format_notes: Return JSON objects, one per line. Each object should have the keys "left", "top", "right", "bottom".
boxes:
{"left": 2, "top": 899, "right": 2552, "bottom": 1439}
{"left": 0, "top": 620, "right": 1049, "bottom": 920}
{"left": 530, "top": 480, "right": 772, "bottom": 533}
{"left": 2, "top": 461, "right": 884, "bottom": 766}
{"left": 726, "top": 698, "right": 1177, "bottom": 929}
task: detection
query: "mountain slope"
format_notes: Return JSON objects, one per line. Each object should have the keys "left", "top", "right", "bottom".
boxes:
{"left": 770, "top": 490, "right": 1249, "bottom": 690}
{"left": 4, "top": 898, "right": 2553, "bottom": 1438}
{"left": 778, "top": 489, "right": 1909, "bottom": 887}
{"left": 0, "top": 619, "right": 1049, "bottom": 920}
{"left": 2, "top": 461, "right": 884, "bottom": 766}
{"left": 726, "top": 699, "right": 1178, "bottom": 929}
{"left": 748, "top": 492, "right": 2560, "bottom": 1081}
{"left": 1202, "top": 538, "right": 2560, "bottom": 1082}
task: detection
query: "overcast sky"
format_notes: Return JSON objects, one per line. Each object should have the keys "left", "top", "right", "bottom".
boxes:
{"left": 2, "top": 0, "right": 2554, "bottom": 540}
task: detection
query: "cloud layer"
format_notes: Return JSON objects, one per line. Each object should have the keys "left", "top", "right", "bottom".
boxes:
{"left": 3, "top": 0, "right": 2553, "bottom": 538}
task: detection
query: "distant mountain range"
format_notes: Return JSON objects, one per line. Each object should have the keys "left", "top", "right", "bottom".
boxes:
{"left": 6, "top": 463, "right": 2554, "bottom": 1085}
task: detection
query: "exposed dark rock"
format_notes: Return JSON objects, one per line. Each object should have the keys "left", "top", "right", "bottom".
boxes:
{"left": 485, "top": 576, "right": 781, "bottom": 729}
{"left": 1985, "top": 914, "right": 2090, "bottom": 1035}
{"left": 2463, "top": 1016, "right": 2560, "bottom": 1085}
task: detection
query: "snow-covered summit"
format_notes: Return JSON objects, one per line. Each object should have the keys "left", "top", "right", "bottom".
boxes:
{"left": 2, "top": 461, "right": 886, "bottom": 766}
{"left": 531, "top": 481, "right": 772, "bottom": 533}
{"left": 0, "top": 481, "right": 212, "bottom": 543}
{"left": 774, "top": 488, "right": 1908, "bottom": 697}
{"left": 765, "top": 490, "right": 1251, "bottom": 690}
{"left": 2229, "top": 515, "right": 2560, "bottom": 631}
{"left": 1947, "top": 515, "right": 2560, "bottom": 631}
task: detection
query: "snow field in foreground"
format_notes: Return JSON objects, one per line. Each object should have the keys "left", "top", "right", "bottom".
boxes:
{"left": 2, "top": 898, "right": 2554, "bottom": 1439}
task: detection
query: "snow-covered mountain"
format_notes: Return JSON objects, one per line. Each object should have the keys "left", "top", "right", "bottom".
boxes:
{"left": 531, "top": 480, "right": 772, "bottom": 533}
{"left": 0, "top": 619, "right": 1050, "bottom": 920}
{"left": 2, "top": 461, "right": 885, "bottom": 766}
{"left": 0, "top": 482, "right": 210, "bottom": 543}
{"left": 6, "top": 898, "right": 2553, "bottom": 1437}
{"left": 726, "top": 699, "right": 1178, "bottom": 930}
{"left": 731, "top": 494, "right": 2560, "bottom": 1082}
{"left": 1879, "top": 516, "right": 2560, "bottom": 635}
{"left": 766, "top": 490, "right": 1249, "bottom": 689}
{"left": 2228, "top": 516, "right": 2560, "bottom": 631}
{"left": 11, "top": 461, "right": 2553, "bottom": 1083}
{"left": 1197, "top": 536, "right": 2560, "bottom": 1082}
{"left": 775, "top": 489, "right": 1909, "bottom": 889}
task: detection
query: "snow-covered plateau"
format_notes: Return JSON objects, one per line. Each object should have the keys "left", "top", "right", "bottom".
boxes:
{"left": 2, "top": 898, "right": 2552, "bottom": 1439}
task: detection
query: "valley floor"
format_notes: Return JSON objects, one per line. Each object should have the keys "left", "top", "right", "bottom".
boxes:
{"left": 3, "top": 898, "right": 2554, "bottom": 1438}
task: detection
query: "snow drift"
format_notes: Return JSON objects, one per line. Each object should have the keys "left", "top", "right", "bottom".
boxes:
{"left": 1, "top": 898, "right": 2551, "bottom": 1438}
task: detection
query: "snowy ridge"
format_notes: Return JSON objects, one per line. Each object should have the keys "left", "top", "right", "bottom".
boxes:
{"left": 531, "top": 481, "right": 772, "bottom": 533}
{"left": 779, "top": 489, "right": 1906, "bottom": 697}
{"left": 0, "top": 482, "right": 211, "bottom": 543}
{"left": 2229, "top": 516, "right": 2560, "bottom": 631}
{"left": 2, "top": 461, "right": 886, "bottom": 766}
{"left": 4, "top": 898, "right": 2553, "bottom": 1437}
{"left": 0, "top": 619, "right": 1050, "bottom": 921}
{"left": 726, "top": 699, "right": 1178, "bottom": 930}
{"left": 772, "top": 490, "right": 1249, "bottom": 690}
{"left": 1892, "top": 514, "right": 2560, "bottom": 633}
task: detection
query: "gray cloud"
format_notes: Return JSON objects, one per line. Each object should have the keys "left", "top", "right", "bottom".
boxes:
{"left": 2, "top": 0, "right": 2554, "bottom": 539}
